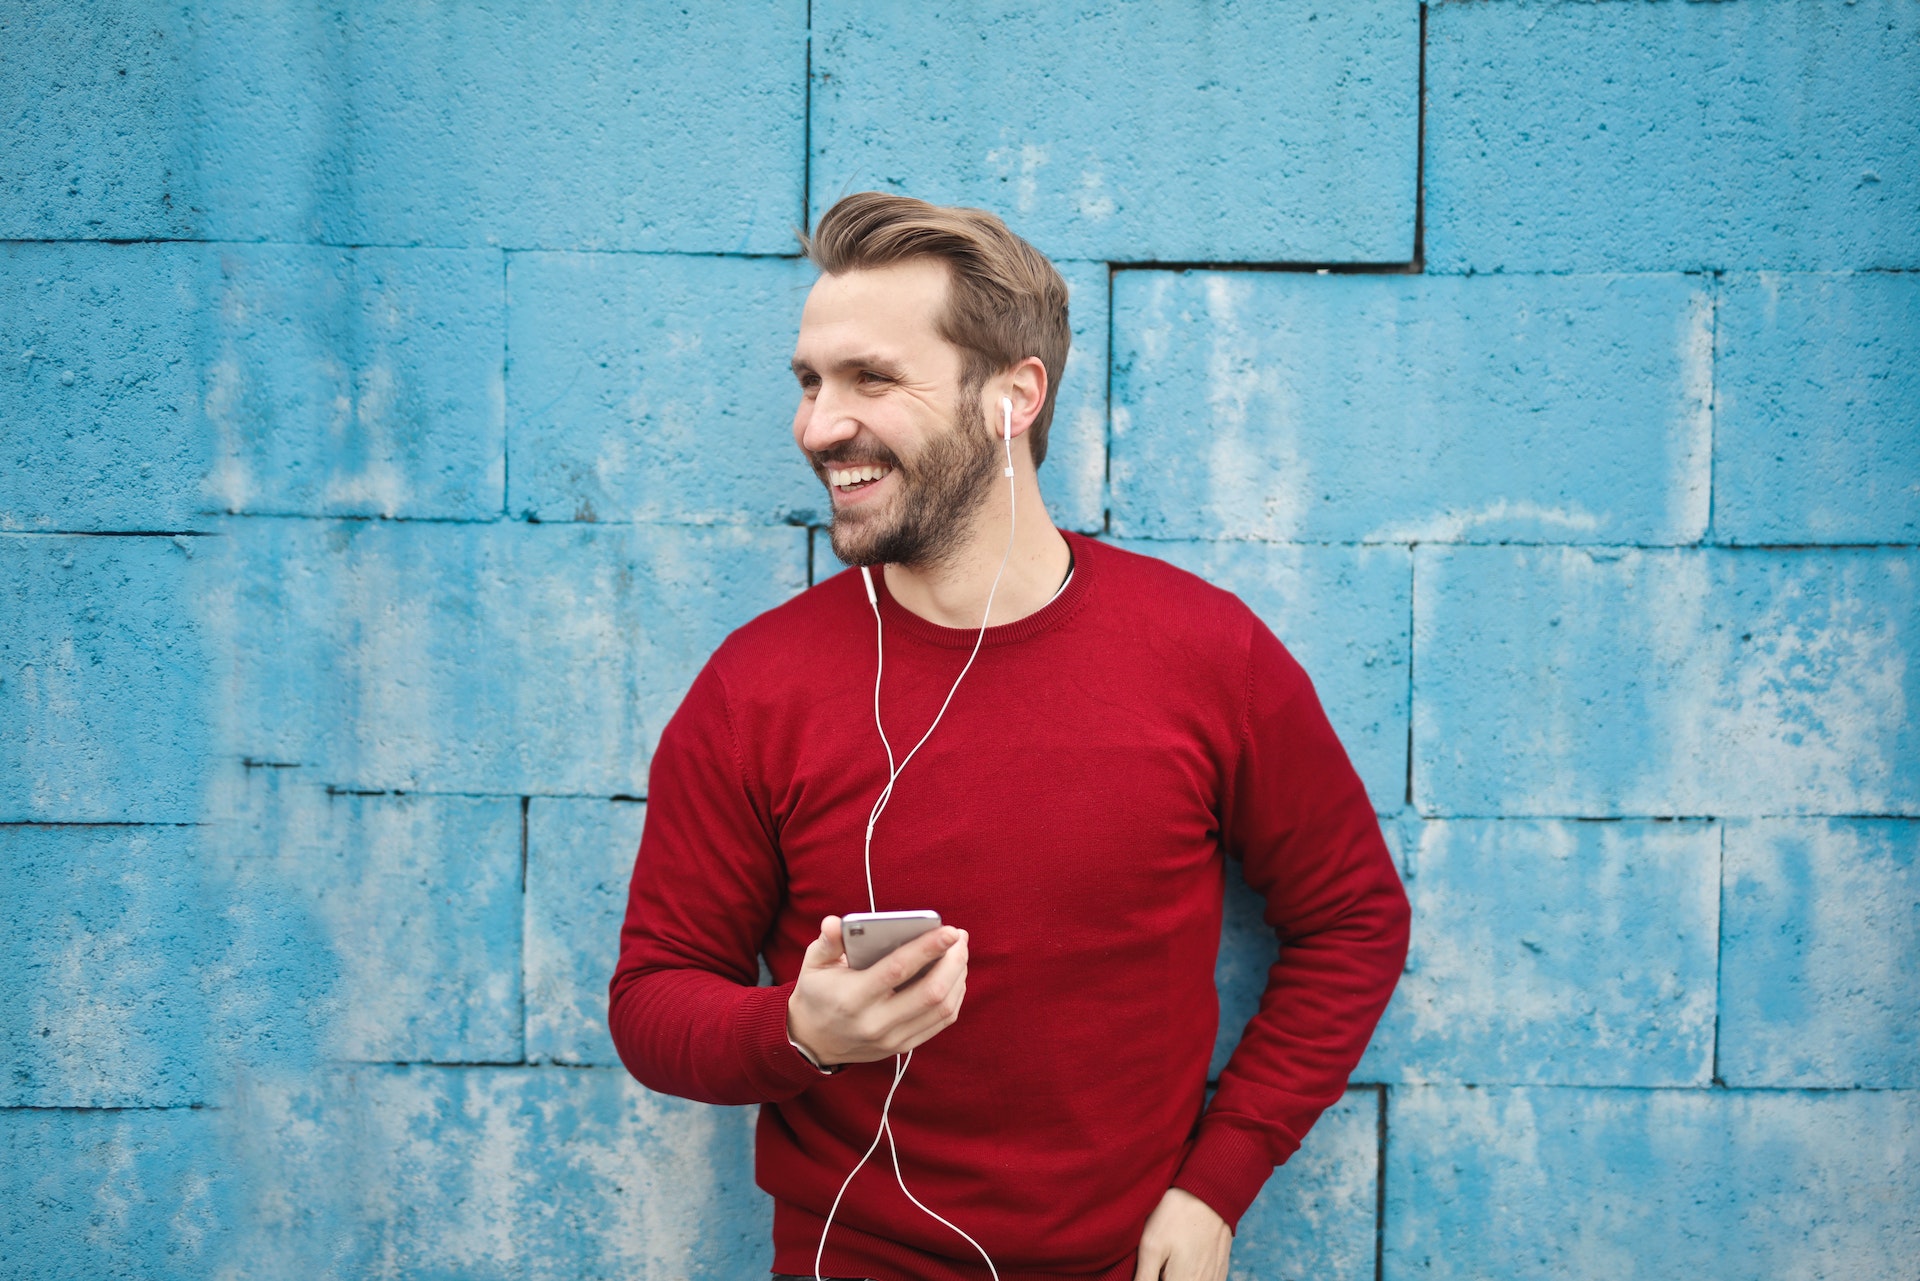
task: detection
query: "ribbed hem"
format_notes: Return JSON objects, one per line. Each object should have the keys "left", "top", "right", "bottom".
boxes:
{"left": 737, "top": 981, "right": 834, "bottom": 1099}
{"left": 1170, "top": 1119, "right": 1282, "bottom": 1232}
{"left": 871, "top": 529, "right": 1097, "bottom": 650}
{"left": 774, "top": 1198, "right": 1139, "bottom": 1281}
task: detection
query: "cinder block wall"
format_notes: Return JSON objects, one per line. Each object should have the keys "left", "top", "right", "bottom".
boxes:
{"left": 3, "top": 3, "right": 1915, "bottom": 1277}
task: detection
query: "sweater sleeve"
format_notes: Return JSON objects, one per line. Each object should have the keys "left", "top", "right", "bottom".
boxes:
{"left": 607, "top": 658, "right": 827, "bottom": 1105}
{"left": 1171, "top": 617, "right": 1412, "bottom": 1230}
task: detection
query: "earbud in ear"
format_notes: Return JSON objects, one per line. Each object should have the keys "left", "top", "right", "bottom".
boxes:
{"left": 1000, "top": 397, "right": 1015, "bottom": 478}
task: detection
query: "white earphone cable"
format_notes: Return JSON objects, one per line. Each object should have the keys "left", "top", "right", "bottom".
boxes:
{"left": 816, "top": 398, "right": 1018, "bottom": 1281}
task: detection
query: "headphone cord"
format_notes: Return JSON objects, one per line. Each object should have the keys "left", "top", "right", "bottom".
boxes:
{"left": 817, "top": 403, "right": 1018, "bottom": 1281}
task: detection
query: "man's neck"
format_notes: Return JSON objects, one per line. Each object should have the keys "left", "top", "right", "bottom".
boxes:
{"left": 881, "top": 476, "right": 1072, "bottom": 630}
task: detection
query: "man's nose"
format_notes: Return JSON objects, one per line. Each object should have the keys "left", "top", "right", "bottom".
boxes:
{"left": 799, "top": 384, "right": 860, "bottom": 454}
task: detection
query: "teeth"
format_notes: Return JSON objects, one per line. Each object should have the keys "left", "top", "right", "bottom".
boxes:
{"left": 829, "top": 464, "right": 892, "bottom": 488}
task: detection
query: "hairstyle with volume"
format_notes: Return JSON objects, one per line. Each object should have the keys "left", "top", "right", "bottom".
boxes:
{"left": 799, "top": 192, "right": 1072, "bottom": 466}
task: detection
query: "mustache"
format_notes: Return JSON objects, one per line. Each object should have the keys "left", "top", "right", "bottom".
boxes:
{"left": 809, "top": 444, "right": 902, "bottom": 471}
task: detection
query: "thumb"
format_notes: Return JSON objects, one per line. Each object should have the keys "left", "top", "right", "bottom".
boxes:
{"left": 806, "top": 915, "right": 847, "bottom": 968}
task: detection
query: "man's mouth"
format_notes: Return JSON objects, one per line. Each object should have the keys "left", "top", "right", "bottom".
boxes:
{"left": 827, "top": 463, "right": 894, "bottom": 494}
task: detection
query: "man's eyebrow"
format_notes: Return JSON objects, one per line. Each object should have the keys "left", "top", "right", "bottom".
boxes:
{"left": 790, "top": 353, "right": 905, "bottom": 376}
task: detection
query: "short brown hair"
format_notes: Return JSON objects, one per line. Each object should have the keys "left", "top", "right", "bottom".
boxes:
{"left": 800, "top": 192, "right": 1072, "bottom": 467}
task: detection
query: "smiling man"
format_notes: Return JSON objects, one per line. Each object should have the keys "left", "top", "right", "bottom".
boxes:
{"left": 609, "top": 193, "right": 1410, "bottom": 1281}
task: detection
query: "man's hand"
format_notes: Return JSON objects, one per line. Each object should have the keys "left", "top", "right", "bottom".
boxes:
{"left": 1133, "top": 1188, "right": 1232, "bottom": 1281}
{"left": 786, "top": 915, "right": 969, "bottom": 1067}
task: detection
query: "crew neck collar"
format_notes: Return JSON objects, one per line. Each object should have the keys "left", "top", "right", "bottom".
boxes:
{"left": 869, "top": 529, "right": 1097, "bottom": 650}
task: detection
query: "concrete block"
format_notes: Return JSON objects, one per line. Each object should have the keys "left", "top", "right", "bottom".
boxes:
{"left": 316, "top": 3, "right": 806, "bottom": 251}
{"left": 217, "top": 1066, "right": 769, "bottom": 1279}
{"left": 1232, "top": 1088, "right": 1378, "bottom": 1281}
{"left": 1721, "top": 819, "right": 1920, "bottom": 1088}
{"left": 1413, "top": 547, "right": 1920, "bottom": 817}
{"left": 212, "top": 775, "right": 525, "bottom": 1065}
{"left": 1357, "top": 820, "right": 1718, "bottom": 1087}
{"left": 0, "top": 2, "right": 202, "bottom": 240}
{"left": 1116, "top": 540, "right": 1409, "bottom": 813}
{"left": 2, "top": 781, "right": 522, "bottom": 1104}
{"left": 0, "top": 1066, "right": 771, "bottom": 1279}
{"left": 199, "top": 244, "right": 505, "bottom": 520}
{"left": 1385, "top": 1086, "right": 1920, "bottom": 1280}
{"left": 1, "top": 1107, "right": 235, "bottom": 1281}
{"left": 506, "top": 254, "right": 818, "bottom": 525}
{"left": 1, "top": 2, "right": 807, "bottom": 251}
{"left": 1714, "top": 272, "right": 1920, "bottom": 544}
{"left": 1039, "top": 260, "right": 1109, "bottom": 535}
{"left": 0, "top": 243, "right": 208, "bottom": 532}
{"left": 1, "top": 241, "right": 504, "bottom": 526}
{"left": 810, "top": 0, "right": 1418, "bottom": 263}
{"left": 1, "top": 825, "right": 216, "bottom": 1106}
{"left": 1425, "top": 0, "right": 1920, "bottom": 272}
{"left": 1, "top": 534, "right": 207, "bottom": 822}
{"left": 198, "top": 519, "right": 807, "bottom": 795}
{"left": 149, "top": 2, "right": 351, "bottom": 245}
{"left": 1110, "top": 271, "right": 1712, "bottom": 543}
{"left": 525, "top": 798, "right": 646, "bottom": 1065}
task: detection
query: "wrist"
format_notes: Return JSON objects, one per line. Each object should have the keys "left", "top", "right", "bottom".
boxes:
{"left": 785, "top": 999, "right": 840, "bottom": 1075}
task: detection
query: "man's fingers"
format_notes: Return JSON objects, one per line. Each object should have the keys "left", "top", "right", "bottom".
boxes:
{"left": 1131, "top": 1236, "right": 1169, "bottom": 1281}
{"left": 875, "top": 932, "right": 967, "bottom": 1016}
{"left": 1133, "top": 1190, "right": 1231, "bottom": 1281}
{"left": 866, "top": 925, "right": 963, "bottom": 993}
{"left": 889, "top": 968, "right": 967, "bottom": 1045}
{"left": 871, "top": 943, "right": 969, "bottom": 1054}
{"left": 892, "top": 981, "right": 967, "bottom": 1053}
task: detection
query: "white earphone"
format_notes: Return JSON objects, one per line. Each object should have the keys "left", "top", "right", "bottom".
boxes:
{"left": 825, "top": 397, "right": 1018, "bottom": 1281}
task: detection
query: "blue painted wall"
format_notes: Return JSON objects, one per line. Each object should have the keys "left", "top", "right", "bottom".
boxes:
{"left": 3, "top": 2, "right": 1916, "bottom": 1276}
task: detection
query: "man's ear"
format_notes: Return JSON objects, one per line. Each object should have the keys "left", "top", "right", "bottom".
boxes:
{"left": 998, "top": 356, "right": 1049, "bottom": 440}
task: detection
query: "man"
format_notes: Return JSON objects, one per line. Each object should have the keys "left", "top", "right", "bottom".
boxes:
{"left": 610, "top": 192, "right": 1410, "bottom": 1281}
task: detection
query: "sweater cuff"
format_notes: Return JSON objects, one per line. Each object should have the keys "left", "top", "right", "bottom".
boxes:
{"left": 1171, "top": 1119, "right": 1281, "bottom": 1232}
{"left": 735, "top": 981, "right": 833, "bottom": 1099}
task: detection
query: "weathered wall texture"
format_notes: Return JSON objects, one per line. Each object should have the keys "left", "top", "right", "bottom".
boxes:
{"left": 3, "top": 2, "right": 1916, "bottom": 1277}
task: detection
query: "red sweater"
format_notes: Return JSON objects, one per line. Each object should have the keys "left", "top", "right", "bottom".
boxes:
{"left": 610, "top": 531, "right": 1409, "bottom": 1281}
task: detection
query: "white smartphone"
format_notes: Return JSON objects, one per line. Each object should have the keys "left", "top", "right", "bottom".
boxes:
{"left": 842, "top": 909, "right": 943, "bottom": 972}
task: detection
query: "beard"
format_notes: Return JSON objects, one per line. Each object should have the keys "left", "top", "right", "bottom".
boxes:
{"left": 815, "top": 403, "right": 1001, "bottom": 571}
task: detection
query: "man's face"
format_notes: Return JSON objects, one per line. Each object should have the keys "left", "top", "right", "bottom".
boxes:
{"left": 790, "top": 259, "right": 999, "bottom": 569}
